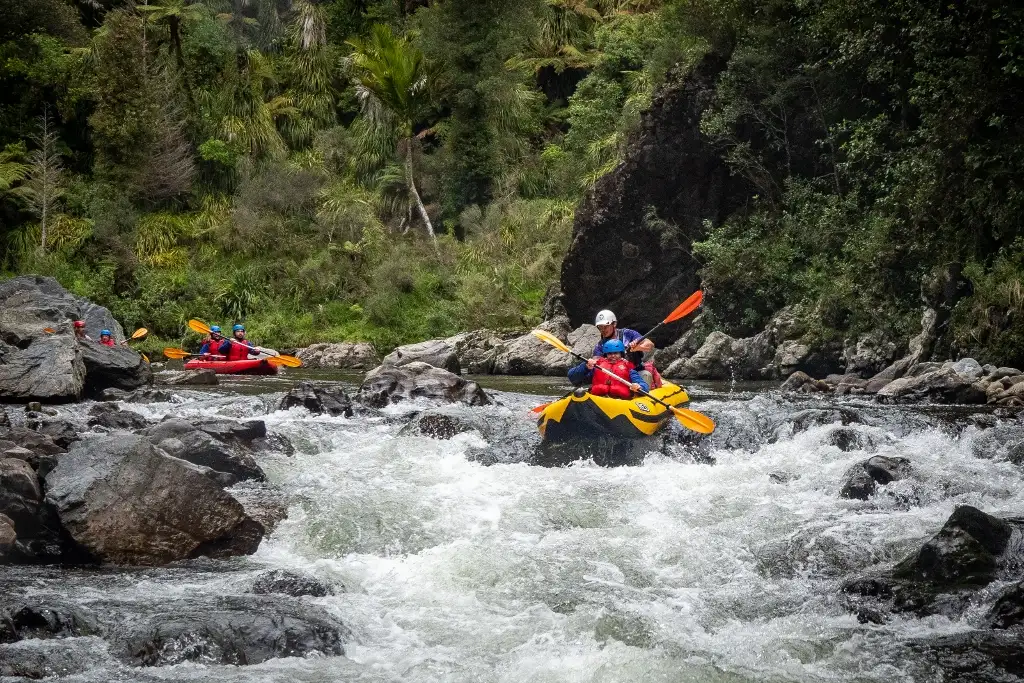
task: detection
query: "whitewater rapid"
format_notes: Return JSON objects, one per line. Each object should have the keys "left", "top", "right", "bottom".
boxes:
{"left": 4, "top": 380, "right": 1024, "bottom": 682}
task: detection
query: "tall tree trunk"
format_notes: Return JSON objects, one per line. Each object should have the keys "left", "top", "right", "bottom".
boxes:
{"left": 405, "top": 138, "right": 435, "bottom": 243}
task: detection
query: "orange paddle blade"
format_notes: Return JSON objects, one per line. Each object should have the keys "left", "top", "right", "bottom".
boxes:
{"left": 531, "top": 402, "right": 551, "bottom": 413}
{"left": 266, "top": 355, "right": 302, "bottom": 368}
{"left": 663, "top": 291, "right": 703, "bottom": 324}
{"left": 43, "top": 327, "right": 56, "bottom": 334}
{"left": 163, "top": 348, "right": 192, "bottom": 359}
{"left": 531, "top": 329, "right": 571, "bottom": 354}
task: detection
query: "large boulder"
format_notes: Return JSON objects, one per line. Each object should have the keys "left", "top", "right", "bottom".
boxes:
{"left": 876, "top": 359, "right": 989, "bottom": 404}
{"left": 382, "top": 338, "right": 460, "bottom": 374}
{"left": 664, "top": 330, "right": 776, "bottom": 380}
{"left": 296, "top": 342, "right": 380, "bottom": 370}
{"left": 0, "top": 336, "right": 85, "bottom": 403}
{"left": 143, "top": 419, "right": 266, "bottom": 484}
{"left": 560, "top": 54, "right": 748, "bottom": 342}
{"left": 491, "top": 319, "right": 598, "bottom": 376}
{"left": 45, "top": 435, "right": 264, "bottom": 565}
{"left": 443, "top": 329, "right": 507, "bottom": 374}
{"left": 0, "top": 276, "right": 149, "bottom": 402}
{"left": 0, "top": 456, "right": 69, "bottom": 562}
{"left": 357, "top": 361, "right": 490, "bottom": 408}
{"left": 278, "top": 381, "right": 353, "bottom": 417}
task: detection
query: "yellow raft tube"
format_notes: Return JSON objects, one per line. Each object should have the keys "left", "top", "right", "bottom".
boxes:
{"left": 537, "top": 382, "right": 690, "bottom": 442}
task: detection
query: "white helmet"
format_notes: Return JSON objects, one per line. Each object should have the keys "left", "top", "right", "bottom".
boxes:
{"left": 594, "top": 309, "right": 617, "bottom": 326}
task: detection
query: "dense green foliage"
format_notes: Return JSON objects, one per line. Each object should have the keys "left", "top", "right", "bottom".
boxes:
{"left": 2, "top": 0, "right": 1023, "bottom": 363}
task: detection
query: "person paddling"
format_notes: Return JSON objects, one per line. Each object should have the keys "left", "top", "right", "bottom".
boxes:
{"left": 199, "top": 325, "right": 226, "bottom": 358}
{"left": 220, "top": 324, "right": 257, "bottom": 361}
{"left": 567, "top": 339, "right": 649, "bottom": 397}
{"left": 590, "top": 309, "right": 661, "bottom": 388}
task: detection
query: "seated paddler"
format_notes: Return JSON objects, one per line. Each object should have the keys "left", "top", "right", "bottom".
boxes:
{"left": 567, "top": 339, "right": 649, "bottom": 398}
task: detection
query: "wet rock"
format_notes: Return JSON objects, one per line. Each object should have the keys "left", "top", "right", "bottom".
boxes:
{"left": 87, "top": 403, "right": 149, "bottom": 431}
{"left": 0, "top": 335, "right": 85, "bottom": 403}
{"left": 295, "top": 342, "right": 380, "bottom": 370}
{"left": 894, "top": 506, "right": 1014, "bottom": 585}
{"left": 251, "top": 569, "right": 333, "bottom": 597}
{"left": 877, "top": 360, "right": 989, "bottom": 404}
{"left": 444, "top": 329, "right": 507, "bottom": 374}
{"left": 827, "top": 427, "right": 881, "bottom": 453}
{"left": 190, "top": 417, "right": 267, "bottom": 446}
{"left": 0, "top": 638, "right": 109, "bottom": 679}
{"left": 0, "top": 513, "right": 15, "bottom": 561}
{"left": 279, "top": 381, "right": 353, "bottom": 417}
{"left": 383, "top": 338, "right": 460, "bottom": 374}
{"left": 911, "top": 630, "right": 1024, "bottom": 683}
{"left": 786, "top": 407, "right": 864, "bottom": 435}
{"left": 768, "top": 471, "right": 800, "bottom": 484}
{"left": 79, "top": 341, "right": 152, "bottom": 395}
{"left": 228, "top": 481, "right": 288, "bottom": 537}
{"left": 986, "top": 581, "right": 1024, "bottom": 629}
{"left": 0, "top": 600, "right": 97, "bottom": 639}
{"left": 358, "top": 361, "right": 490, "bottom": 408}
{"left": 5, "top": 427, "right": 65, "bottom": 456}
{"left": 99, "top": 387, "right": 174, "bottom": 403}
{"left": 491, "top": 317, "right": 574, "bottom": 376}
{"left": 780, "top": 370, "right": 830, "bottom": 393}
{"left": 144, "top": 419, "right": 266, "bottom": 484}
{"left": 560, "top": 54, "right": 741, "bottom": 341}
{"left": 838, "top": 455, "right": 911, "bottom": 499}
{"left": 842, "top": 331, "right": 901, "bottom": 378}
{"left": 155, "top": 369, "right": 218, "bottom": 386}
{"left": 0, "top": 458, "right": 43, "bottom": 536}
{"left": 25, "top": 415, "right": 80, "bottom": 449}
{"left": 116, "top": 595, "right": 346, "bottom": 666}
{"left": 45, "top": 434, "right": 264, "bottom": 565}
{"left": 399, "top": 409, "right": 485, "bottom": 440}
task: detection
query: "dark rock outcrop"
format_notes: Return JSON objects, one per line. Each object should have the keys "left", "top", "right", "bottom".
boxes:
{"left": 143, "top": 419, "right": 266, "bottom": 484}
{"left": 44, "top": 435, "right": 264, "bottom": 565}
{"left": 0, "top": 336, "right": 85, "bottom": 403}
{"left": 79, "top": 342, "right": 152, "bottom": 395}
{"left": 279, "top": 381, "right": 353, "bottom": 417}
{"left": 560, "top": 54, "right": 746, "bottom": 341}
{"left": 358, "top": 361, "right": 490, "bottom": 408}
{"left": 398, "top": 408, "right": 488, "bottom": 440}
{"left": 87, "top": 403, "right": 149, "bottom": 431}
{"left": 250, "top": 569, "right": 333, "bottom": 597}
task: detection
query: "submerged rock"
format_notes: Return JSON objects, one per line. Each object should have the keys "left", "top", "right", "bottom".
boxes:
{"left": 398, "top": 409, "right": 487, "bottom": 440}
{"left": 279, "top": 381, "right": 353, "bottom": 417}
{"left": 251, "top": 569, "right": 333, "bottom": 597}
{"left": 838, "top": 455, "right": 912, "bottom": 499}
{"left": 296, "top": 342, "right": 380, "bottom": 370}
{"left": 358, "top": 361, "right": 490, "bottom": 408}
{"left": 45, "top": 435, "right": 264, "bottom": 565}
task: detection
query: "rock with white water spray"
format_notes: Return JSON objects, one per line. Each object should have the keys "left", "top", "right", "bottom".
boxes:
{"left": 143, "top": 419, "right": 266, "bottom": 484}
{"left": 87, "top": 403, "right": 149, "bottom": 431}
{"left": 250, "top": 569, "right": 333, "bottom": 597}
{"left": 838, "top": 455, "right": 912, "bottom": 499}
{"left": 296, "top": 342, "right": 380, "bottom": 370}
{"left": 279, "top": 381, "right": 353, "bottom": 417}
{"left": 876, "top": 359, "right": 989, "bottom": 404}
{"left": 45, "top": 434, "right": 264, "bottom": 565}
{"left": 357, "top": 361, "right": 490, "bottom": 407}
{"left": 154, "top": 369, "right": 218, "bottom": 386}
{"left": 383, "top": 338, "right": 460, "bottom": 374}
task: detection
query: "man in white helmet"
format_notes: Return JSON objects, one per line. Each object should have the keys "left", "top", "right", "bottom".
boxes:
{"left": 586, "top": 309, "right": 659, "bottom": 387}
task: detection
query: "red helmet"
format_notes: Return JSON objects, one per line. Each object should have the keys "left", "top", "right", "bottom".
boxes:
{"left": 74, "top": 320, "right": 86, "bottom": 328}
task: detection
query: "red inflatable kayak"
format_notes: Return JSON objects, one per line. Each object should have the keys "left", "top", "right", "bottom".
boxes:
{"left": 183, "top": 358, "right": 279, "bottom": 375}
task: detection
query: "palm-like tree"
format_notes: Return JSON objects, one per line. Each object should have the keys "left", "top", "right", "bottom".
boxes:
{"left": 138, "top": 0, "right": 206, "bottom": 73}
{"left": 347, "top": 24, "right": 435, "bottom": 242}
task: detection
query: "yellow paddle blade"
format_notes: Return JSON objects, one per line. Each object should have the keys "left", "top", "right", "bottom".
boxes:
{"left": 163, "top": 348, "right": 191, "bottom": 359}
{"left": 664, "top": 290, "right": 703, "bottom": 324}
{"left": 266, "top": 354, "right": 302, "bottom": 368}
{"left": 131, "top": 328, "right": 148, "bottom": 339}
{"left": 671, "top": 406, "right": 715, "bottom": 434}
{"left": 531, "top": 329, "right": 571, "bottom": 354}
{"left": 188, "top": 319, "right": 212, "bottom": 335}
{"left": 141, "top": 353, "right": 150, "bottom": 363}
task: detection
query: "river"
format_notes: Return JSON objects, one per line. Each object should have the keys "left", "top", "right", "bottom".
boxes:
{"left": 2, "top": 372, "right": 1023, "bottom": 682}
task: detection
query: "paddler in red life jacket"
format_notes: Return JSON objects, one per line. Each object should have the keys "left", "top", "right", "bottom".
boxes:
{"left": 98, "top": 329, "right": 116, "bottom": 347}
{"left": 591, "top": 309, "right": 662, "bottom": 388}
{"left": 567, "top": 339, "right": 649, "bottom": 397}
{"left": 220, "top": 323, "right": 257, "bottom": 361}
{"left": 199, "top": 325, "right": 226, "bottom": 359}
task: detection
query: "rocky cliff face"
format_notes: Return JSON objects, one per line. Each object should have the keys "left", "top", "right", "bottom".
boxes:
{"left": 560, "top": 54, "right": 751, "bottom": 340}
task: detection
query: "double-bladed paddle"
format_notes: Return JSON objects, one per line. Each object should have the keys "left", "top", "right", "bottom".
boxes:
{"left": 162, "top": 346, "right": 294, "bottom": 367}
{"left": 186, "top": 319, "right": 302, "bottom": 367}
{"left": 531, "top": 328, "right": 715, "bottom": 434}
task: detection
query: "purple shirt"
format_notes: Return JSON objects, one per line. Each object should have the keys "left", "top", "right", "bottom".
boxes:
{"left": 593, "top": 328, "right": 643, "bottom": 356}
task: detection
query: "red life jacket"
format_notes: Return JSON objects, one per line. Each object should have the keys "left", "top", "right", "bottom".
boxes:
{"left": 225, "top": 339, "right": 253, "bottom": 361}
{"left": 590, "top": 357, "right": 634, "bottom": 399}
{"left": 99, "top": 338, "right": 116, "bottom": 347}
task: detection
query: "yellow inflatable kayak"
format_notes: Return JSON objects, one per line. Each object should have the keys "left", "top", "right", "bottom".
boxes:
{"left": 537, "top": 382, "right": 690, "bottom": 442}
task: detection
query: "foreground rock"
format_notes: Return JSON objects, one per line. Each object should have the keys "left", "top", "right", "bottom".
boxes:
{"left": 843, "top": 506, "right": 1024, "bottom": 620}
{"left": 296, "top": 342, "right": 379, "bottom": 370}
{"left": 357, "top": 362, "right": 490, "bottom": 407}
{"left": 0, "top": 275, "right": 150, "bottom": 402}
{"left": 45, "top": 435, "right": 264, "bottom": 565}
{"left": 144, "top": 419, "right": 266, "bottom": 485}
{"left": 279, "top": 381, "right": 353, "bottom": 417}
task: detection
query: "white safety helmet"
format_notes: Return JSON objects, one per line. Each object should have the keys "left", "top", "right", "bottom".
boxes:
{"left": 594, "top": 309, "right": 617, "bottom": 326}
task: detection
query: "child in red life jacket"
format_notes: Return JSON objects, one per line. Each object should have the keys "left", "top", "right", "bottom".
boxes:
{"left": 566, "top": 339, "right": 649, "bottom": 398}
{"left": 98, "top": 329, "right": 116, "bottom": 347}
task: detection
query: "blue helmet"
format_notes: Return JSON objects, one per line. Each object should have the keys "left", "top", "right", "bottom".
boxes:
{"left": 100, "top": 329, "right": 111, "bottom": 337}
{"left": 602, "top": 339, "right": 626, "bottom": 354}
{"left": 232, "top": 324, "right": 245, "bottom": 332}
{"left": 210, "top": 325, "right": 222, "bottom": 334}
